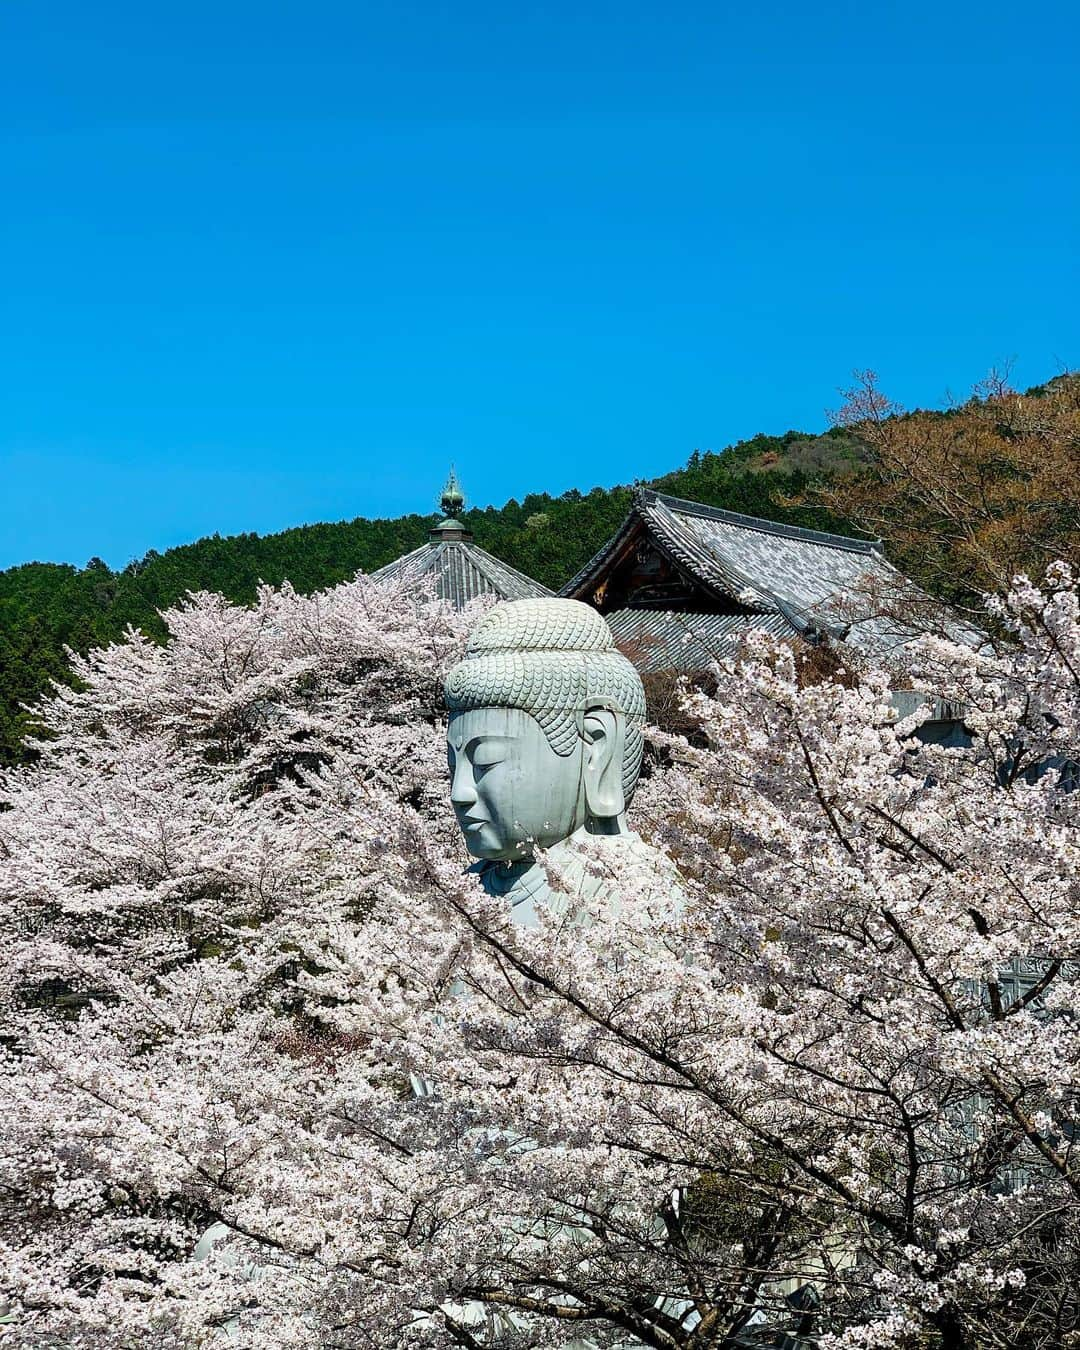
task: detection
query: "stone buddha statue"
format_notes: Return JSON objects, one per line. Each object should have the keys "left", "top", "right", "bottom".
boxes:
{"left": 445, "top": 598, "right": 667, "bottom": 924}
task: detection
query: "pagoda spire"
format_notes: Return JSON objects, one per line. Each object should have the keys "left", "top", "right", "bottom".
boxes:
{"left": 440, "top": 466, "right": 465, "bottom": 518}
{"left": 430, "top": 466, "right": 472, "bottom": 542}
{"left": 373, "top": 463, "right": 552, "bottom": 605}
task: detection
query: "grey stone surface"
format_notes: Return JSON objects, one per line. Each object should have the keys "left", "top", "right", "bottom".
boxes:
{"left": 445, "top": 598, "right": 673, "bottom": 916}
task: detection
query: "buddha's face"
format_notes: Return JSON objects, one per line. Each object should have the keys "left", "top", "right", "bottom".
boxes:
{"left": 447, "top": 707, "right": 584, "bottom": 862}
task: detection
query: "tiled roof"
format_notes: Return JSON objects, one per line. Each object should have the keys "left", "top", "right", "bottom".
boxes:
{"left": 650, "top": 491, "right": 888, "bottom": 612}
{"left": 563, "top": 489, "right": 978, "bottom": 666}
{"left": 606, "top": 609, "right": 796, "bottom": 672}
{"left": 373, "top": 537, "right": 552, "bottom": 609}
{"left": 563, "top": 489, "right": 889, "bottom": 619}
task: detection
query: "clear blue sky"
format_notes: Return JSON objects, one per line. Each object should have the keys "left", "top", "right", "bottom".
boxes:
{"left": 3, "top": 1, "right": 1077, "bottom": 570}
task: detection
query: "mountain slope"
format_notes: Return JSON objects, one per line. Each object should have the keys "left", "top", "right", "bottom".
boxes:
{"left": 0, "top": 429, "right": 863, "bottom": 764}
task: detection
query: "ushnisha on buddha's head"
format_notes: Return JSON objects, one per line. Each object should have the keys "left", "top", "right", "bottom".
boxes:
{"left": 444, "top": 598, "right": 647, "bottom": 863}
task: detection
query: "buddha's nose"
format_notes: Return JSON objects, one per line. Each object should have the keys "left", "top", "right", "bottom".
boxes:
{"left": 450, "top": 762, "right": 477, "bottom": 809}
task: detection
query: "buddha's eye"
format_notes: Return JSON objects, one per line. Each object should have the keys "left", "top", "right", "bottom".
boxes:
{"left": 470, "top": 748, "right": 504, "bottom": 778}
{"left": 466, "top": 737, "right": 508, "bottom": 780}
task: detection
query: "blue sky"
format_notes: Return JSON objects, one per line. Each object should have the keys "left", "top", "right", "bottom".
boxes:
{"left": 3, "top": 1, "right": 1077, "bottom": 570}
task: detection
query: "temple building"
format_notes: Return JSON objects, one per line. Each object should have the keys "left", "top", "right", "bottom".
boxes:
{"left": 373, "top": 470, "right": 553, "bottom": 609}
{"left": 560, "top": 487, "right": 969, "bottom": 674}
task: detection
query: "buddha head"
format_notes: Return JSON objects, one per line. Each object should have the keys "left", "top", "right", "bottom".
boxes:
{"left": 444, "top": 599, "right": 647, "bottom": 863}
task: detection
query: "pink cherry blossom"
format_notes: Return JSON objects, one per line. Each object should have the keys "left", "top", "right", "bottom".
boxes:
{"left": 1, "top": 567, "right": 1077, "bottom": 1349}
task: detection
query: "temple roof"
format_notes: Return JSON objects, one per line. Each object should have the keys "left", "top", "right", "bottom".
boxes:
{"left": 374, "top": 536, "right": 552, "bottom": 609}
{"left": 604, "top": 609, "right": 796, "bottom": 673}
{"left": 562, "top": 488, "right": 886, "bottom": 614}
{"left": 563, "top": 488, "right": 975, "bottom": 667}
{"left": 373, "top": 470, "right": 552, "bottom": 609}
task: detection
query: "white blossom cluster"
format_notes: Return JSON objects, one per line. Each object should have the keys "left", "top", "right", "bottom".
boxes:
{"left": 1, "top": 567, "right": 1078, "bottom": 1349}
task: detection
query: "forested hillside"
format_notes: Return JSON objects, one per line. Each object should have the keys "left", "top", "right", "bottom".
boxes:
{"left": 7, "top": 368, "right": 1078, "bottom": 769}
{"left": 0, "top": 429, "right": 863, "bottom": 764}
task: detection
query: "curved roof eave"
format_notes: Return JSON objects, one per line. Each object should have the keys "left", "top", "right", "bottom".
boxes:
{"left": 559, "top": 489, "right": 778, "bottom": 613}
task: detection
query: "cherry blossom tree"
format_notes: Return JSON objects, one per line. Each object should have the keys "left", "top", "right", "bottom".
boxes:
{"left": 0, "top": 575, "right": 479, "bottom": 1344}
{"left": 2, "top": 568, "right": 1078, "bottom": 1350}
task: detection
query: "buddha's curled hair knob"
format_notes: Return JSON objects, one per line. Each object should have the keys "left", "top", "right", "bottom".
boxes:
{"left": 445, "top": 598, "right": 647, "bottom": 800}
{"left": 465, "top": 597, "right": 615, "bottom": 655}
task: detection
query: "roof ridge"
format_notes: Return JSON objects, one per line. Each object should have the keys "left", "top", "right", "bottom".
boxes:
{"left": 639, "top": 489, "right": 882, "bottom": 554}
{"left": 462, "top": 539, "right": 554, "bottom": 594}
{"left": 412, "top": 541, "right": 448, "bottom": 577}
{"left": 420, "top": 536, "right": 549, "bottom": 597}
{"left": 370, "top": 541, "right": 433, "bottom": 577}
{"left": 643, "top": 492, "right": 778, "bottom": 611}
{"left": 372, "top": 536, "right": 551, "bottom": 604}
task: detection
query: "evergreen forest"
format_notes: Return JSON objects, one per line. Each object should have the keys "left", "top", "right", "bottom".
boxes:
{"left": 0, "top": 429, "right": 864, "bottom": 765}
{"left": 6, "top": 369, "right": 1077, "bottom": 769}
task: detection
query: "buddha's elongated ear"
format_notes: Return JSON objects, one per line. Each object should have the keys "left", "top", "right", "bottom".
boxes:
{"left": 582, "top": 706, "right": 626, "bottom": 820}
